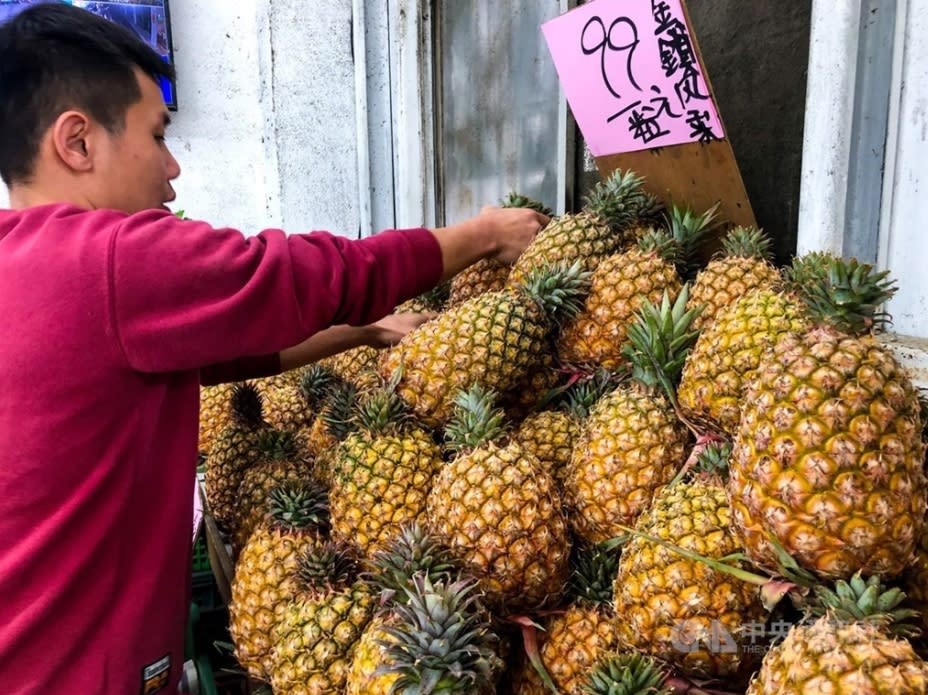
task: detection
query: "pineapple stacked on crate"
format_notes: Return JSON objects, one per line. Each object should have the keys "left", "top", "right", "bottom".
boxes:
{"left": 198, "top": 165, "right": 928, "bottom": 693}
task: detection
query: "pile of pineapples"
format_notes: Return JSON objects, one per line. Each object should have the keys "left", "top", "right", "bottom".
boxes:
{"left": 198, "top": 169, "right": 928, "bottom": 694}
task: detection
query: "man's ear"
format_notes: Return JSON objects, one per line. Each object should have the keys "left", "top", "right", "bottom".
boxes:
{"left": 50, "top": 111, "right": 94, "bottom": 173}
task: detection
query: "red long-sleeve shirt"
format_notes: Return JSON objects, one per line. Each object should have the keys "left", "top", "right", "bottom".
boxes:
{"left": 0, "top": 204, "right": 442, "bottom": 694}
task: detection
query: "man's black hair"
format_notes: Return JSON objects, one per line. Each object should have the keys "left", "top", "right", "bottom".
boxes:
{"left": 0, "top": 3, "right": 176, "bottom": 186}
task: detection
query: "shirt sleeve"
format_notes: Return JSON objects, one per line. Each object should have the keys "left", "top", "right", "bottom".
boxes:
{"left": 106, "top": 210, "right": 442, "bottom": 373}
{"left": 199, "top": 353, "right": 282, "bottom": 386}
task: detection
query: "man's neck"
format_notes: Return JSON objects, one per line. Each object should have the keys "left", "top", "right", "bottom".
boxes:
{"left": 7, "top": 185, "right": 90, "bottom": 211}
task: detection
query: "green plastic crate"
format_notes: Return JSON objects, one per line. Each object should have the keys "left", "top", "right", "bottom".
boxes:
{"left": 192, "top": 535, "right": 211, "bottom": 575}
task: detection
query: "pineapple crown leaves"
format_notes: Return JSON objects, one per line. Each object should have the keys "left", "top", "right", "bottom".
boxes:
{"left": 580, "top": 652, "right": 671, "bottom": 695}
{"left": 255, "top": 427, "right": 304, "bottom": 462}
{"left": 266, "top": 481, "right": 330, "bottom": 535}
{"left": 299, "top": 364, "right": 341, "bottom": 408}
{"left": 518, "top": 260, "right": 592, "bottom": 323}
{"left": 363, "top": 522, "right": 461, "bottom": 607}
{"left": 582, "top": 168, "right": 649, "bottom": 234}
{"left": 501, "top": 191, "right": 554, "bottom": 217}
{"left": 353, "top": 387, "right": 411, "bottom": 436}
{"left": 377, "top": 574, "right": 502, "bottom": 695}
{"left": 634, "top": 192, "right": 667, "bottom": 229}
{"left": 567, "top": 542, "right": 621, "bottom": 607}
{"left": 718, "top": 225, "right": 774, "bottom": 261}
{"left": 665, "top": 201, "right": 721, "bottom": 278}
{"left": 320, "top": 380, "right": 361, "bottom": 441}
{"left": 402, "top": 281, "right": 451, "bottom": 313}
{"left": 562, "top": 369, "right": 619, "bottom": 419}
{"left": 444, "top": 384, "right": 509, "bottom": 453}
{"left": 791, "top": 254, "right": 897, "bottom": 334}
{"left": 229, "top": 382, "right": 265, "bottom": 427}
{"left": 806, "top": 572, "right": 922, "bottom": 639}
{"left": 621, "top": 285, "right": 703, "bottom": 393}
{"left": 693, "top": 440, "right": 732, "bottom": 480}
{"left": 783, "top": 250, "right": 832, "bottom": 290}
{"left": 296, "top": 540, "right": 362, "bottom": 593}
{"left": 636, "top": 227, "right": 685, "bottom": 269}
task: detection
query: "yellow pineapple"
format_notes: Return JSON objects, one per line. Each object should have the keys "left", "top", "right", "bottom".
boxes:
{"left": 381, "top": 262, "right": 590, "bottom": 428}
{"left": 232, "top": 429, "right": 314, "bottom": 552}
{"left": 328, "top": 389, "right": 444, "bottom": 557}
{"left": 678, "top": 288, "right": 808, "bottom": 435}
{"left": 563, "top": 290, "right": 696, "bottom": 543}
{"left": 203, "top": 382, "right": 267, "bottom": 531}
{"left": 729, "top": 256, "right": 926, "bottom": 580}
{"left": 511, "top": 370, "right": 613, "bottom": 485}
{"left": 318, "top": 345, "right": 384, "bottom": 393}
{"left": 270, "top": 542, "right": 376, "bottom": 694}
{"left": 687, "top": 225, "right": 781, "bottom": 331}
{"left": 508, "top": 169, "right": 649, "bottom": 287}
{"left": 511, "top": 543, "right": 622, "bottom": 695}
{"left": 198, "top": 382, "right": 235, "bottom": 455}
{"left": 613, "top": 444, "right": 764, "bottom": 681}
{"left": 427, "top": 385, "right": 571, "bottom": 611}
{"left": 747, "top": 575, "right": 928, "bottom": 694}
{"left": 228, "top": 483, "right": 329, "bottom": 681}
{"left": 557, "top": 203, "right": 714, "bottom": 369}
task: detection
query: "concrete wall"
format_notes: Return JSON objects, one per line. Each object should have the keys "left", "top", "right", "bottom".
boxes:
{"left": 2, "top": 1, "right": 365, "bottom": 238}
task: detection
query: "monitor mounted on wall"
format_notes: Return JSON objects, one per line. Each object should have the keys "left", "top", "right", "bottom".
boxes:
{"left": 0, "top": 0, "right": 177, "bottom": 110}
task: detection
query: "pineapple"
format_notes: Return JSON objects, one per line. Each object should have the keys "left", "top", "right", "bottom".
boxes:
{"left": 300, "top": 376, "right": 359, "bottom": 461}
{"left": 511, "top": 542, "right": 622, "bottom": 695}
{"left": 508, "top": 169, "right": 649, "bottom": 287}
{"left": 270, "top": 542, "right": 376, "bottom": 695}
{"left": 729, "top": 256, "right": 927, "bottom": 580}
{"left": 563, "top": 290, "right": 695, "bottom": 544}
{"left": 612, "top": 443, "right": 765, "bottom": 680}
{"left": 511, "top": 370, "right": 614, "bottom": 485}
{"left": 449, "top": 192, "right": 553, "bottom": 307}
{"left": 677, "top": 287, "right": 809, "bottom": 435}
{"left": 232, "top": 429, "right": 314, "bottom": 551}
{"left": 579, "top": 653, "right": 671, "bottom": 695}
{"left": 498, "top": 341, "right": 565, "bottom": 421}
{"left": 198, "top": 382, "right": 235, "bottom": 455}
{"left": 376, "top": 574, "right": 503, "bottom": 694}
{"left": 318, "top": 345, "right": 383, "bottom": 393}
{"left": 228, "top": 483, "right": 329, "bottom": 681}
{"left": 262, "top": 380, "right": 312, "bottom": 433}
{"left": 393, "top": 281, "right": 449, "bottom": 315}
{"left": 427, "top": 385, "right": 571, "bottom": 611}
{"left": 557, "top": 203, "right": 715, "bottom": 370}
{"left": 747, "top": 574, "right": 928, "bottom": 694}
{"left": 381, "top": 262, "right": 590, "bottom": 428}
{"left": 687, "top": 225, "right": 781, "bottom": 330}
{"left": 203, "top": 382, "right": 267, "bottom": 531}
{"left": 346, "top": 523, "right": 461, "bottom": 695}
{"left": 328, "top": 389, "right": 444, "bottom": 557}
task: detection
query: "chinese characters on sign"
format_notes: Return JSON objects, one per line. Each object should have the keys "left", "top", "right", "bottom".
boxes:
{"left": 542, "top": 0, "right": 724, "bottom": 156}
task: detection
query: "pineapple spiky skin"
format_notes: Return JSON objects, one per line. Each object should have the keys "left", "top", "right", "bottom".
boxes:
{"left": 203, "top": 382, "right": 267, "bottom": 531}
{"left": 318, "top": 345, "right": 383, "bottom": 393}
{"left": 262, "top": 383, "right": 312, "bottom": 432}
{"left": 613, "top": 478, "right": 764, "bottom": 680}
{"left": 198, "top": 383, "right": 235, "bottom": 455}
{"left": 729, "top": 326, "right": 927, "bottom": 580}
{"left": 746, "top": 616, "right": 928, "bottom": 694}
{"left": 427, "top": 440, "right": 570, "bottom": 611}
{"left": 449, "top": 258, "right": 511, "bottom": 307}
{"left": 677, "top": 288, "right": 809, "bottom": 434}
{"left": 686, "top": 226, "right": 780, "bottom": 331}
{"left": 564, "top": 383, "right": 688, "bottom": 544}
{"left": 905, "top": 527, "right": 928, "bottom": 634}
{"left": 511, "top": 409, "right": 578, "bottom": 485}
{"left": 329, "top": 422, "right": 444, "bottom": 557}
{"left": 557, "top": 247, "right": 681, "bottom": 369}
{"left": 381, "top": 264, "right": 588, "bottom": 428}
{"left": 271, "top": 583, "right": 376, "bottom": 695}
{"left": 345, "top": 615, "right": 400, "bottom": 695}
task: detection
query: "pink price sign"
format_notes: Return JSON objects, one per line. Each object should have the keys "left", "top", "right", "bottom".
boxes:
{"left": 542, "top": 0, "right": 724, "bottom": 156}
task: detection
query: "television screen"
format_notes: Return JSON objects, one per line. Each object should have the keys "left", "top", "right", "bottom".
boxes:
{"left": 0, "top": 0, "right": 177, "bottom": 109}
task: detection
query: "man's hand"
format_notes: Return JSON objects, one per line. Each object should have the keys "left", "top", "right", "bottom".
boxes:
{"left": 476, "top": 205, "right": 550, "bottom": 264}
{"left": 366, "top": 312, "right": 436, "bottom": 348}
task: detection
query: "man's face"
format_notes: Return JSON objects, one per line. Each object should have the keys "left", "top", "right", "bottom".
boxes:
{"left": 89, "top": 68, "right": 181, "bottom": 214}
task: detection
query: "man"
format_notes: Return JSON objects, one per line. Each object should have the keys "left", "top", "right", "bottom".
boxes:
{"left": 0, "top": 5, "right": 548, "bottom": 693}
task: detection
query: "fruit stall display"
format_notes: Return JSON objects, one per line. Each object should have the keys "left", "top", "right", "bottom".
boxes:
{"left": 196, "top": 168, "right": 928, "bottom": 694}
